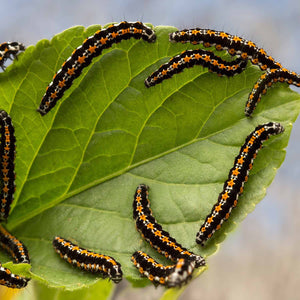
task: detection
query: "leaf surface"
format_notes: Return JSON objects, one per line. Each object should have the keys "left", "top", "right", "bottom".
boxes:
{"left": 0, "top": 24, "right": 299, "bottom": 291}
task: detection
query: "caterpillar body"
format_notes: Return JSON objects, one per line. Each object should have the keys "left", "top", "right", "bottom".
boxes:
{"left": 38, "top": 21, "right": 156, "bottom": 116}
{"left": 131, "top": 251, "right": 195, "bottom": 288}
{"left": 145, "top": 49, "right": 247, "bottom": 87}
{"left": 53, "top": 236, "right": 123, "bottom": 283}
{"left": 196, "top": 122, "right": 284, "bottom": 245}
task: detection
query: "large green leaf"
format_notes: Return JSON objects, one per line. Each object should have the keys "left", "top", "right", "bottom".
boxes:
{"left": 0, "top": 23, "right": 299, "bottom": 295}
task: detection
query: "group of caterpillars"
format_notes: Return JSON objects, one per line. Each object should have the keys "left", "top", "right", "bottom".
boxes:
{"left": 0, "top": 20, "right": 297, "bottom": 289}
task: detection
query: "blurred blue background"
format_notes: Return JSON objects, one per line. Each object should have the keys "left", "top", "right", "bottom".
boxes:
{"left": 1, "top": 0, "right": 299, "bottom": 299}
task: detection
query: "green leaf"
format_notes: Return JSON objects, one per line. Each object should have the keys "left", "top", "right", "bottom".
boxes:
{"left": 0, "top": 23, "right": 299, "bottom": 294}
{"left": 14, "top": 280, "right": 113, "bottom": 300}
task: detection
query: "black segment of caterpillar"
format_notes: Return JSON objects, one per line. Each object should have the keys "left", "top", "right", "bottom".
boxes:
{"left": 133, "top": 184, "right": 205, "bottom": 268}
{"left": 145, "top": 49, "right": 247, "bottom": 87}
{"left": 169, "top": 28, "right": 282, "bottom": 71}
{"left": 0, "top": 112, "right": 30, "bottom": 289}
{"left": 196, "top": 122, "right": 284, "bottom": 246}
{"left": 0, "top": 225, "right": 30, "bottom": 289}
{"left": 38, "top": 21, "right": 156, "bottom": 116}
{"left": 0, "top": 264, "right": 29, "bottom": 289}
{"left": 0, "top": 110, "right": 16, "bottom": 221}
{"left": 0, "top": 225, "right": 30, "bottom": 264}
{"left": 245, "top": 68, "right": 300, "bottom": 116}
{"left": 131, "top": 251, "right": 195, "bottom": 288}
{"left": 53, "top": 236, "right": 123, "bottom": 283}
{"left": 0, "top": 42, "right": 25, "bottom": 71}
